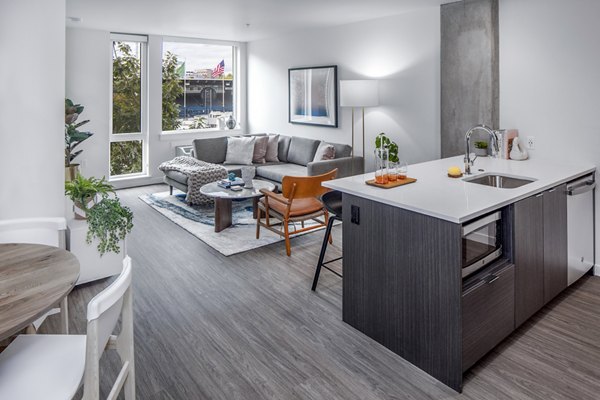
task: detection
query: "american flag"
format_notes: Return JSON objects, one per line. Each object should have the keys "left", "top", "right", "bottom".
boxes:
{"left": 212, "top": 59, "right": 225, "bottom": 78}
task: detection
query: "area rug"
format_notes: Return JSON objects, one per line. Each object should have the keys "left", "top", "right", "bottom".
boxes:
{"left": 139, "top": 191, "right": 331, "bottom": 256}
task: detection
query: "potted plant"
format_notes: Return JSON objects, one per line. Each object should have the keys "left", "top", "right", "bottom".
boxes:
{"left": 474, "top": 141, "right": 489, "bottom": 157}
{"left": 65, "top": 98, "right": 94, "bottom": 181}
{"left": 375, "top": 133, "right": 399, "bottom": 163}
{"left": 65, "top": 174, "right": 114, "bottom": 219}
{"left": 86, "top": 197, "right": 133, "bottom": 256}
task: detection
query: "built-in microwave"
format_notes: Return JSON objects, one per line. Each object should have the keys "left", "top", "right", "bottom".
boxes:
{"left": 462, "top": 211, "right": 503, "bottom": 278}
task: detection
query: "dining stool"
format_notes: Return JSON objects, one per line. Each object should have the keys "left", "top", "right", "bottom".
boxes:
{"left": 311, "top": 190, "right": 343, "bottom": 291}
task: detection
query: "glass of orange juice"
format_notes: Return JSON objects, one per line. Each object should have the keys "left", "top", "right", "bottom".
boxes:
{"left": 388, "top": 162, "right": 398, "bottom": 182}
{"left": 398, "top": 161, "right": 408, "bottom": 180}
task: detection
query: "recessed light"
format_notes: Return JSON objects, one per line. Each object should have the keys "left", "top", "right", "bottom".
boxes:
{"left": 67, "top": 16, "right": 82, "bottom": 23}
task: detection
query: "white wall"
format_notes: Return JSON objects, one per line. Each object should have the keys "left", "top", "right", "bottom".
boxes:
{"left": 0, "top": 0, "right": 65, "bottom": 219}
{"left": 66, "top": 28, "right": 247, "bottom": 189}
{"left": 499, "top": 0, "right": 600, "bottom": 265}
{"left": 247, "top": 9, "right": 441, "bottom": 171}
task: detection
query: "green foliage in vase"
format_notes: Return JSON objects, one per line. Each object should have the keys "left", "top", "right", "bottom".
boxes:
{"left": 474, "top": 141, "right": 488, "bottom": 149}
{"left": 65, "top": 99, "right": 93, "bottom": 167}
{"left": 64, "top": 174, "right": 114, "bottom": 210}
{"left": 375, "top": 133, "right": 399, "bottom": 163}
{"left": 86, "top": 197, "right": 134, "bottom": 256}
{"left": 190, "top": 116, "right": 207, "bottom": 129}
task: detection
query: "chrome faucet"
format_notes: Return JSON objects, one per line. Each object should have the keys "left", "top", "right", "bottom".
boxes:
{"left": 464, "top": 124, "right": 499, "bottom": 175}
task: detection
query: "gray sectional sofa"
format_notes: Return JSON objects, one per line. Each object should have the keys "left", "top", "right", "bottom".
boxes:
{"left": 163, "top": 134, "right": 364, "bottom": 193}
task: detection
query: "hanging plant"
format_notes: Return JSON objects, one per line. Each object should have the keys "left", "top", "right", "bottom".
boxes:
{"left": 86, "top": 197, "right": 134, "bottom": 256}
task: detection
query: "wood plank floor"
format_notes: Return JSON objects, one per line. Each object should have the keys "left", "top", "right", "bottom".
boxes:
{"left": 43, "top": 184, "right": 600, "bottom": 400}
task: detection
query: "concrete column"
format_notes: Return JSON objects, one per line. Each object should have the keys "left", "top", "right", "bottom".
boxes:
{"left": 441, "top": 0, "right": 499, "bottom": 157}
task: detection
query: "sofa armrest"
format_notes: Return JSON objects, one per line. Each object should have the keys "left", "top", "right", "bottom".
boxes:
{"left": 307, "top": 156, "right": 364, "bottom": 179}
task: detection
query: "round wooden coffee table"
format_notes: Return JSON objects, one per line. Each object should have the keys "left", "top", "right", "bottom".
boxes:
{"left": 0, "top": 243, "right": 80, "bottom": 340}
{"left": 200, "top": 179, "right": 276, "bottom": 232}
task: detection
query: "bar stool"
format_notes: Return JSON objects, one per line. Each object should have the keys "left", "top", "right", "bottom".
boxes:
{"left": 311, "top": 190, "right": 343, "bottom": 291}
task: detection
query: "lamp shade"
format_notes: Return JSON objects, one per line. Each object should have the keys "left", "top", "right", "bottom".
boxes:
{"left": 339, "top": 80, "right": 379, "bottom": 107}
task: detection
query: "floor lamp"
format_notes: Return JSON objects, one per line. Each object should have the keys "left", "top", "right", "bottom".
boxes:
{"left": 339, "top": 80, "right": 379, "bottom": 173}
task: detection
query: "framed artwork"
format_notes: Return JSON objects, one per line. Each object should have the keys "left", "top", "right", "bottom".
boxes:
{"left": 288, "top": 65, "right": 338, "bottom": 128}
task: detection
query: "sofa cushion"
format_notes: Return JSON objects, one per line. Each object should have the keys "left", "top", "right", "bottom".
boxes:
{"left": 313, "top": 142, "right": 336, "bottom": 162}
{"left": 260, "top": 195, "right": 324, "bottom": 217}
{"left": 327, "top": 142, "right": 352, "bottom": 158}
{"left": 256, "top": 163, "right": 308, "bottom": 183}
{"left": 164, "top": 170, "right": 188, "bottom": 185}
{"left": 277, "top": 135, "right": 292, "bottom": 163}
{"left": 192, "top": 137, "right": 228, "bottom": 164}
{"left": 252, "top": 136, "right": 269, "bottom": 163}
{"left": 265, "top": 134, "right": 280, "bottom": 162}
{"left": 224, "top": 136, "right": 255, "bottom": 165}
{"left": 287, "top": 137, "right": 320, "bottom": 166}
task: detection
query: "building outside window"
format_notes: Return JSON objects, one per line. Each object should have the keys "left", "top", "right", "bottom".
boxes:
{"left": 110, "top": 34, "right": 148, "bottom": 178}
{"left": 162, "top": 41, "right": 236, "bottom": 131}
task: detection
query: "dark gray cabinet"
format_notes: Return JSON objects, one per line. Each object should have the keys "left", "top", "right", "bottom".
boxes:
{"left": 462, "top": 262, "right": 515, "bottom": 372}
{"left": 543, "top": 184, "right": 568, "bottom": 303}
{"left": 514, "top": 185, "right": 568, "bottom": 327}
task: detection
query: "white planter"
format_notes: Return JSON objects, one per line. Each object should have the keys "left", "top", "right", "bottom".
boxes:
{"left": 67, "top": 218, "right": 125, "bottom": 285}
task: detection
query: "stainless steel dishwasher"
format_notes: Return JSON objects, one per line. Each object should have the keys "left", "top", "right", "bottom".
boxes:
{"left": 567, "top": 173, "right": 596, "bottom": 285}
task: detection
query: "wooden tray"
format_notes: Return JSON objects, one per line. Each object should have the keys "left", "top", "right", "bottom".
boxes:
{"left": 365, "top": 177, "right": 417, "bottom": 189}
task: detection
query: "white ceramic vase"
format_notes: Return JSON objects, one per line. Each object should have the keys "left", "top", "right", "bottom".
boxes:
{"left": 241, "top": 166, "right": 255, "bottom": 188}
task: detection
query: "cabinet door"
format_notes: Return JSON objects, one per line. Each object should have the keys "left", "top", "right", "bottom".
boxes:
{"left": 543, "top": 184, "right": 568, "bottom": 303}
{"left": 514, "top": 194, "right": 545, "bottom": 327}
{"left": 462, "top": 263, "right": 515, "bottom": 372}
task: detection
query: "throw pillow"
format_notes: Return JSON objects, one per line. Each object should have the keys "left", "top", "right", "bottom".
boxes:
{"left": 252, "top": 136, "right": 269, "bottom": 164}
{"left": 224, "top": 136, "right": 256, "bottom": 165}
{"left": 313, "top": 142, "right": 336, "bottom": 162}
{"left": 265, "top": 134, "right": 280, "bottom": 162}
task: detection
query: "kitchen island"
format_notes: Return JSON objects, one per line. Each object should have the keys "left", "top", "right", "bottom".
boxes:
{"left": 323, "top": 155, "right": 596, "bottom": 392}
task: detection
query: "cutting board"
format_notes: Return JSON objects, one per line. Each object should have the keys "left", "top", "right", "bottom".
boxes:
{"left": 365, "top": 177, "right": 417, "bottom": 189}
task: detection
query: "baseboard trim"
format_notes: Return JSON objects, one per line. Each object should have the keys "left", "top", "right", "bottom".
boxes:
{"left": 595, "top": 264, "right": 600, "bottom": 277}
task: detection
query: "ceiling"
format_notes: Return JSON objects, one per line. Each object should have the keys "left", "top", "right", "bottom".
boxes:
{"left": 66, "top": 0, "right": 454, "bottom": 42}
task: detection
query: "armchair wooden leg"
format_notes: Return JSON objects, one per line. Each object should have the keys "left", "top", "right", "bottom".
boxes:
{"left": 284, "top": 222, "right": 291, "bottom": 256}
{"left": 256, "top": 209, "right": 261, "bottom": 239}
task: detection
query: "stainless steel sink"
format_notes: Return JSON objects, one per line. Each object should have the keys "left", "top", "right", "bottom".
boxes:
{"left": 463, "top": 173, "right": 535, "bottom": 189}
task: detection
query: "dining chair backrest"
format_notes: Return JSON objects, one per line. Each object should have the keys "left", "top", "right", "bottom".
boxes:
{"left": 281, "top": 169, "right": 338, "bottom": 199}
{"left": 0, "top": 217, "right": 66, "bottom": 248}
{"left": 83, "top": 256, "right": 135, "bottom": 400}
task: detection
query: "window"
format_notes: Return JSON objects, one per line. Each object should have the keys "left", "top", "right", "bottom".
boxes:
{"left": 162, "top": 40, "right": 236, "bottom": 132}
{"left": 110, "top": 34, "right": 148, "bottom": 178}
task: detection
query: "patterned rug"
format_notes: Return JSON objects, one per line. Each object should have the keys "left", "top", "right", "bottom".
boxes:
{"left": 139, "top": 191, "right": 331, "bottom": 256}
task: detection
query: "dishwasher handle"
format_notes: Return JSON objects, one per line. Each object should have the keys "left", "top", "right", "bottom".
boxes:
{"left": 567, "top": 177, "right": 596, "bottom": 196}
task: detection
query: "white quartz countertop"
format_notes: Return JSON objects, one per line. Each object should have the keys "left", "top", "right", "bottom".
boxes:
{"left": 323, "top": 156, "right": 596, "bottom": 224}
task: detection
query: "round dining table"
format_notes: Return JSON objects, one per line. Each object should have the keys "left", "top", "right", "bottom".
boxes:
{"left": 0, "top": 243, "right": 80, "bottom": 341}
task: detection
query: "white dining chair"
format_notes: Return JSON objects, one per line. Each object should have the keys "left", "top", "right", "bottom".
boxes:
{"left": 0, "top": 217, "right": 69, "bottom": 333}
{"left": 0, "top": 256, "right": 135, "bottom": 400}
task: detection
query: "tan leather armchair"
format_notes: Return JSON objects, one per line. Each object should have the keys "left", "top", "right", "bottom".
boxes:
{"left": 256, "top": 169, "right": 338, "bottom": 256}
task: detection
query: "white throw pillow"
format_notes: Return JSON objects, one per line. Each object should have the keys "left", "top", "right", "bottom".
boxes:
{"left": 313, "top": 142, "right": 336, "bottom": 162}
{"left": 265, "top": 134, "right": 280, "bottom": 162}
{"left": 224, "top": 136, "right": 256, "bottom": 165}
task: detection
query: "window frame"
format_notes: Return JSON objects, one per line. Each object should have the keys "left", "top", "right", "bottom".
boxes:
{"left": 160, "top": 36, "right": 242, "bottom": 136}
{"left": 109, "top": 33, "right": 149, "bottom": 181}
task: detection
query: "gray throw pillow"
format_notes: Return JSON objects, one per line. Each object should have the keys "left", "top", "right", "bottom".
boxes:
{"left": 265, "top": 134, "right": 280, "bottom": 162}
{"left": 313, "top": 143, "right": 336, "bottom": 162}
{"left": 252, "top": 136, "right": 269, "bottom": 163}
{"left": 224, "top": 136, "right": 256, "bottom": 165}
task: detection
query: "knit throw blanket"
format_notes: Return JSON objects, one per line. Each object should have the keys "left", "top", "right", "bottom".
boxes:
{"left": 159, "top": 156, "right": 227, "bottom": 205}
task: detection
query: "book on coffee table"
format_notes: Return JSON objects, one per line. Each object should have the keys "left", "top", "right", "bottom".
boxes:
{"left": 217, "top": 178, "right": 245, "bottom": 189}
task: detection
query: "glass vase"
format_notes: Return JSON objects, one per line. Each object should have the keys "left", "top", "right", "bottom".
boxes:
{"left": 374, "top": 148, "right": 389, "bottom": 184}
